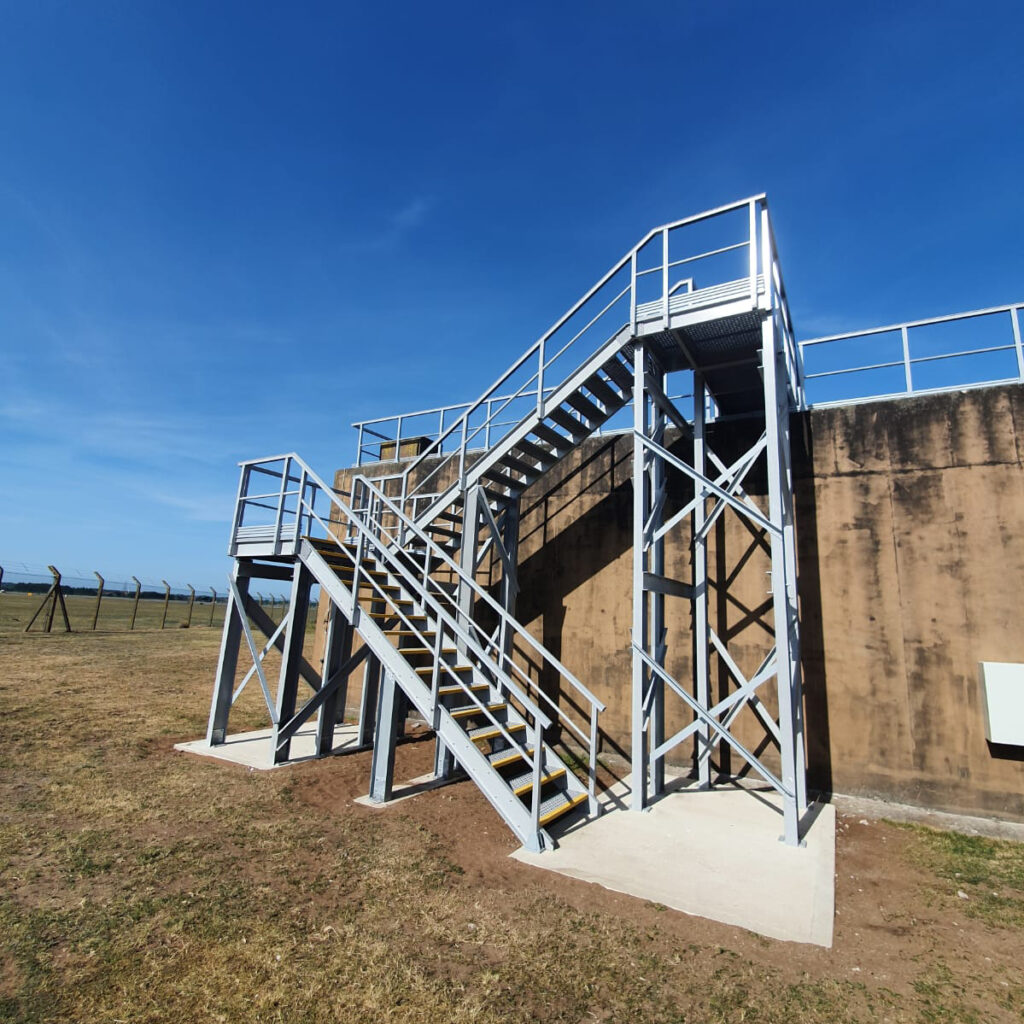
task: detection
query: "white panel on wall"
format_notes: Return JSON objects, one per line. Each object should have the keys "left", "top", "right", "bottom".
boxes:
{"left": 979, "top": 662, "right": 1024, "bottom": 746}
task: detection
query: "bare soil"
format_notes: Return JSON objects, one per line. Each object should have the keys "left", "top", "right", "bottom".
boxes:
{"left": 1, "top": 628, "right": 1022, "bottom": 1023}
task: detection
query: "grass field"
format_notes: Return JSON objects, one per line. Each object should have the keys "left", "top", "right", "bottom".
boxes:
{"left": 2, "top": 628, "right": 1023, "bottom": 1022}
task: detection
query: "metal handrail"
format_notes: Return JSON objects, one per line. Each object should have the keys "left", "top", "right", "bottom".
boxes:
{"left": 353, "top": 473, "right": 606, "bottom": 735}
{"left": 390, "top": 197, "right": 774, "bottom": 512}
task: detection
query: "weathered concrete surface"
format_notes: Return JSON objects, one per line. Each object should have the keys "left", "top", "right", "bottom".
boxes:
{"left": 321, "top": 384, "right": 1024, "bottom": 822}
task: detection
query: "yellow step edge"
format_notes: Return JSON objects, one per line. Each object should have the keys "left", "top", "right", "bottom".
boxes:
{"left": 399, "top": 647, "right": 457, "bottom": 657}
{"left": 438, "top": 682, "right": 489, "bottom": 695}
{"left": 512, "top": 768, "right": 567, "bottom": 797}
{"left": 450, "top": 702, "right": 506, "bottom": 721}
{"left": 472, "top": 722, "right": 526, "bottom": 744}
{"left": 538, "top": 792, "right": 588, "bottom": 827}
{"left": 490, "top": 749, "right": 533, "bottom": 770}
{"left": 415, "top": 665, "right": 471, "bottom": 676}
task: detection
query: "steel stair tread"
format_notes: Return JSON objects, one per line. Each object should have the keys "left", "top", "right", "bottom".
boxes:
{"left": 506, "top": 766, "right": 567, "bottom": 796}
{"left": 584, "top": 373, "right": 623, "bottom": 408}
{"left": 531, "top": 423, "right": 573, "bottom": 449}
{"left": 602, "top": 356, "right": 634, "bottom": 390}
{"left": 537, "top": 791, "right": 588, "bottom": 827}
{"left": 564, "top": 391, "right": 606, "bottom": 422}
{"left": 450, "top": 701, "right": 506, "bottom": 720}
{"left": 513, "top": 438, "right": 556, "bottom": 463}
{"left": 469, "top": 720, "right": 527, "bottom": 742}
{"left": 438, "top": 681, "right": 490, "bottom": 697}
{"left": 547, "top": 406, "right": 591, "bottom": 436}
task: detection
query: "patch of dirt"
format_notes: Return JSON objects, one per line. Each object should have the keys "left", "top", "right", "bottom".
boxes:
{"left": 294, "top": 745, "right": 1020, "bottom": 1002}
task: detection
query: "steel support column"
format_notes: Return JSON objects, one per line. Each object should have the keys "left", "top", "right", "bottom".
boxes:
{"left": 315, "top": 603, "right": 354, "bottom": 756}
{"left": 271, "top": 563, "right": 313, "bottom": 764}
{"left": 692, "top": 373, "right": 711, "bottom": 789}
{"left": 762, "top": 313, "right": 807, "bottom": 844}
{"left": 368, "top": 669, "right": 402, "bottom": 803}
{"left": 206, "top": 565, "right": 248, "bottom": 746}
{"left": 630, "top": 341, "right": 650, "bottom": 810}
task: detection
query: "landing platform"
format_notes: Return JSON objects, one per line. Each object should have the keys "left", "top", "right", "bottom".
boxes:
{"left": 174, "top": 723, "right": 367, "bottom": 769}
{"left": 513, "top": 777, "right": 835, "bottom": 947}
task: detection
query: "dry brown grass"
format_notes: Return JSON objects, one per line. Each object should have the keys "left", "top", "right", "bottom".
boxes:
{"left": 1, "top": 628, "right": 1023, "bottom": 1022}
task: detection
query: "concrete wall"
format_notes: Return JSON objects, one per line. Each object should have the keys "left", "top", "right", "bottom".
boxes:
{"left": 324, "top": 384, "right": 1024, "bottom": 821}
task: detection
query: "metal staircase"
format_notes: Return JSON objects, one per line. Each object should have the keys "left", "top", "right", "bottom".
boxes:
{"left": 208, "top": 195, "right": 814, "bottom": 849}
{"left": 207, "top": 455, "right": 600, "bottom": 852}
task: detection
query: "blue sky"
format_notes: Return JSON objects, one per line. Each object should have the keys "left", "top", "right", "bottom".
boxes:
{"left": 1, "top": 1, "right": 1021, "bottom": 589}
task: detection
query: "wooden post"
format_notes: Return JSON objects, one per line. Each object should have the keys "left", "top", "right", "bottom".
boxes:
{"left": 185, "top": 585, "right": 196, "bottom": 628}
{"left": 160, "top": 580, "right": 171, "bottom": 629}
{"left": 129, "top": 577, "right": 142, "bottom": 631}
{"left": 91, "top": 571, "right": 105, "bottom": 630}
{"left": 208, "top": 588, "right": 217, "bottom": 626}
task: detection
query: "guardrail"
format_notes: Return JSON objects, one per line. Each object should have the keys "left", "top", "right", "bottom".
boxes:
{"left": 798, "top": 302, "right": 1024, "bottom": 408}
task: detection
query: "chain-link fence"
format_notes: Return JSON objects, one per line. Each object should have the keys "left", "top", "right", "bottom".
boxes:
{"left": 0, "top": 561, "right": 294, "bottom": 634}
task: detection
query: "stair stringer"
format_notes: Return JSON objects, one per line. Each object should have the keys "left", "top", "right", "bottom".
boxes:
{"left": 300, "top": 540, "right": 558, "bottom": 852}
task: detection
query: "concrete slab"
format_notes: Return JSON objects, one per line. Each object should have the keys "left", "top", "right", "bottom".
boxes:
{"left": 512, "top": 778, "right": 835, "bottom": 947}
{"left": 174, "top": 724, "right": 367, "bottom": 769}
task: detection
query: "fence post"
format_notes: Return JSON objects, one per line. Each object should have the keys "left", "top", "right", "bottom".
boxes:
{"left": 209, "top": 587, "right": 217, "bottom": 626}
{"left": 129, "top": 577, "right": 142, "bottom": 631}
{"left": 160, "top": 580, "right": 171, "bottom": 629}
{"left": 92, "top": 571, "right": 105, "bottom": 630}
{"left": 185, "top": 584, "right": 196, "bottom": 628}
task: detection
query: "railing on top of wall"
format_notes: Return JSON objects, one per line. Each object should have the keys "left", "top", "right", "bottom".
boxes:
{"left": 798, "top": 302, "right": 1024, "bottom": 409}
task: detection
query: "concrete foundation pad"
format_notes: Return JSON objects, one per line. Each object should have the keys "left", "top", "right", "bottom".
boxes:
{"left": 513, "top": 780, "right": 835, "bottom": 947}
{"left": 174, "top": 724, "right": 367, "bottom": 769}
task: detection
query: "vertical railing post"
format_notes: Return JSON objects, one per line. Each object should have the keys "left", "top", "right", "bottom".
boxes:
{"left": 356, "top": 423, "right": 364, "bottom": 467}
{"left": 901, "top": 325, "right": 913, "bottom": 393}
{"left": 293, "top": 467, "right": 307, "bottom": 549}
{"left": 229, "top": 464, "right": 250, "bottom": 554}
{"left": 91, "top": 571, "right": 105, "bottom": 630}
{"left": 396, "top": 416, "right": 404, "bottom": 458}
{"left": 485, "top": 400, "right": 492, "bottom": 449}
{"left": 129, "top": 577, "right": 142, "bottom": 631}
{"left": 160, "top": 581, "right": 171, "bottom": 629}
{"left": 275, "top": 457, "right": 290, "bottom": 549}
{"left": 629, "top": 250, "right": 638, "bottom": 334}
{"left": 749, "top": 199, "right": 758, "bottom": 305}
{"left": 588, "top": 705, "right": 599, "bottom": 816}
{"left": 531, "top": 722, "right": 544, "bottom": 843}
{"left": 1010, "top": 306, "right": 1024, "bottom": 381}
{"left": 661, "top": 227, "right": 670, "bottom": 328}
{"left": 458, "top": 415, "right": 468, "bottom": 487}
{"left": 209, "top": 588, "right": 217, "bottom": 626}
{"left": 537, "top": 339, "right": 546, "bottom": 417}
